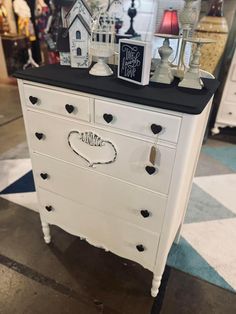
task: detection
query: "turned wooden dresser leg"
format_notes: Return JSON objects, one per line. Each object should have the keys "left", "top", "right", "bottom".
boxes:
{"left": 151, "top": 274, "right": 162, "bottom": 297}
{"left": 41, "top": 221, "right": 51, "bottom": 244}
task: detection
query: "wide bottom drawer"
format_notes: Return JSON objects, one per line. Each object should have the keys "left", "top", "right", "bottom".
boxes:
{"left": 38, "top": 188, "right": 159, "bottom": 271}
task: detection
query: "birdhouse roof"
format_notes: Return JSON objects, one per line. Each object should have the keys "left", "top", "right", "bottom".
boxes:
{"left": 68, "top": 13, "right": 91, "bottom": 35}
{"left": 65, "top": 0, "right": 92, "bottom": 18}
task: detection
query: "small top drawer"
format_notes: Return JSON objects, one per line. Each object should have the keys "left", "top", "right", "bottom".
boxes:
{"left": 95, "top": 99, "right": 181, "bottom": 143}
{"left": 219, "top": 102, "right": 236, "bottom": 124}
{"left": 23, "top": 84, "right": 90, "bottom": 122}
{"left": 225, "top": 83, "right": 236, "bottom": 103}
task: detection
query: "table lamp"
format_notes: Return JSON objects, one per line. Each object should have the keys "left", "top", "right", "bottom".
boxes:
{"left": 158, "top": 8, "right": 179, "bottom": 35}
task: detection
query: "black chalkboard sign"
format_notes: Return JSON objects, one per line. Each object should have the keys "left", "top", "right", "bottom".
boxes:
{"left": 118, "top": 39, "right": 151, "bottom": 86}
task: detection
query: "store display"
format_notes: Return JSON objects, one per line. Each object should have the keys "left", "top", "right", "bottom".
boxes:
{"left": 150, "top": 0, "right": 216, "bottom": 90}
{"left": 45, "top": 0, "right": 62, "bottom": 64}
{"left": 118, "top": 38, "right": 151, "bottom": 85}
{"left": 1, "top": 34, "right": 28, "bottom": 76}
{"left": 107, "top": 0, "right": 124, "bottom": 34}
{"left": 0, "top": 0, "right": 10, "bottom": 34}
{"left": 13, "top": 0, "right": 36, "bottom": 41}
{"left": 35, "top": 0, "right": 51, "bottom": 41}
{"left": 194, "top": 0, "right": 229, "bottom": 74}
{"left": 13, "top": 0, "right": 39, "bottom": 68}
{"left": 34, "top": 0, "right": 52, "bottom": 64}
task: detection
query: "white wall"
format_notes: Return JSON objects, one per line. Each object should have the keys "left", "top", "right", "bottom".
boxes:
{"left": 109, "top": 0, "right": 201, "bottom": 40}
{"left": 88, "top": 0, "right": 201, "bottom": 43}
{"left": 121, "top": 0, "right": 158, "bottom": 41}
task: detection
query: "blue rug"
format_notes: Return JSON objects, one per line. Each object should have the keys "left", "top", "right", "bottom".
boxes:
{"left": 0, "top": 171, "right": 35, "bottom": 195}
{"left": 168, "top": 238, "right": 234, "bottom": 291}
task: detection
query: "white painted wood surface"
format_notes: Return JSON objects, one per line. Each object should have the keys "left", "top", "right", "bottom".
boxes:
{"left": 26, "top": 110, "right": 176, "bottom": 194}
{"left": 94, "top": 99, "right": 181, "bottom": 143}
{"left": 38, "top": 188, "right": 159, "bottom": 270}
{"left": 17, "top": 78, "right": 213, "bottom": 297}
{"left": 32, "top": 152, "right": 167, "bottom": 233}
{"left": 24, "top": 84, "right": 91, "bottom": 122}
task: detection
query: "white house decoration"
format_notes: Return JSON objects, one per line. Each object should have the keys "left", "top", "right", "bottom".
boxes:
{"left": 65, "top": 0, "right": 92, "bottom": 68}
{"left": 69, "top": 14, "right": 91, "bottom": 68}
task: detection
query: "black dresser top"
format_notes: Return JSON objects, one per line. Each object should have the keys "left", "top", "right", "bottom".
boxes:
{"left": 14, "top": 64, "right": 219, "bottom": 115}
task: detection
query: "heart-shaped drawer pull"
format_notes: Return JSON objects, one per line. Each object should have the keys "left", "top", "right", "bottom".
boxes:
{"left": 136, "top": 244, "right": 145, "bottom": 252}
{"left": 151, "top": 124, "right": 162, "bottom": 135}
{"left": 145, "top": 166, "right": 156, "bottom": 175}
{"left": 140, "top": 209, "right": 150, "bottom": 218}
{"left": 29, "top": 96, "right": 38, "bottom": 105}
{"left": 40, "top": 173, "right": 48, "bottom": 180}
{"left": 65, "top": 104, "right": 75, "bottom": 113}
{"left": 103, "top": 113, "right": 113, "bottom": 123}
{"left": 35, "top": 132, "right": 44, "bottom": 140}
{"left": 45, "top": 205, "right": 53, "bottom": 212}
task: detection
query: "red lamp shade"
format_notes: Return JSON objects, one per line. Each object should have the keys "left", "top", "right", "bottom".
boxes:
{"left": 158, "top": 9, "right": 179, "bottom": 35}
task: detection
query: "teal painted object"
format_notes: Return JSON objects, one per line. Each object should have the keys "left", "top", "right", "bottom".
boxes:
{"left": 167, "top": 237, "right": 234, "bottom": 292}
{"left": 203, "top": 146, "right": 236, "bottom": 172}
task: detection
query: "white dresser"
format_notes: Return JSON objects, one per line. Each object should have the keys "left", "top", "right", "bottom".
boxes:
{"left": 212, "top": 47, "right": 236, "bottom": 134}
{"left": 15, "top": 65, "right": 218, "bottom": 297}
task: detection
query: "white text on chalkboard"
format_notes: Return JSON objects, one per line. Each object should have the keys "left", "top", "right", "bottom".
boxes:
{"left": 121, "top": 45, "right": 141, "bottom": 78}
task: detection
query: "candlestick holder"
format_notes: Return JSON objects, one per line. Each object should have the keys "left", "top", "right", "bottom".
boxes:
{"left": 151, "top": 34, "right": 179, "bottom": 84}
{"left": 174, "top": 0, "right": 198, "bottom": 78}
{"left": 125, "top": 0, "right": 140, "bottom": 37}
{"left": 178, "top": 38, "right": 215, "bottom": 89}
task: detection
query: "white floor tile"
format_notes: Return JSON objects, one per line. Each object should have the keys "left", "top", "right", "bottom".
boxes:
{"left": 1, "top": 192, "right": 38, "bottom": 212}
{"left": 194, "top": 174, "right": 236, "bottom": 214}
{"left": 0, "top": 159, "right": 32, "bottom": 192}
{"left": 182, "top": 218, "right": 236, "bottom": 289}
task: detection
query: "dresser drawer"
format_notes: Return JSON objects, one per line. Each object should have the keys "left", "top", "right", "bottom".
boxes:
{"left": 38, "top": 188, "right": 159, "bottom": 271}
{"left": 23, "top": 84, "right": 90, "bottom": 122}
{"left": 32, "top": 153, "right": 166, "bottom": 233}
{"left": 225, "top": 83, "right": 236, "bottom": 103}
{"left": 27, "top": 110, "right": 175, "bottom": 194}
{"left": 219, "top": 102, "right": 236, "bottom": 124}
{"left": 95, "top": 99, "right": 181, "bottom": 143}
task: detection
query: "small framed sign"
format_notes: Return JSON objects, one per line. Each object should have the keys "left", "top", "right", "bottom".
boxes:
{"left": 118, "top": 39, "right": 152, "bottom": 86}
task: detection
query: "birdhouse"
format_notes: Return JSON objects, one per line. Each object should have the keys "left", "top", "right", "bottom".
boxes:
{"left": 64, "top": 0, "right": 92, "bottom": 68}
